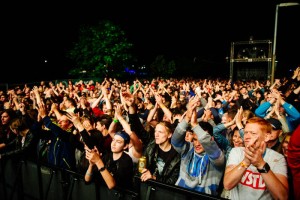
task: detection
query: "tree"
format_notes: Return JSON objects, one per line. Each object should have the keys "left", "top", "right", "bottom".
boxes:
{"left": 149, "top": 55, "right": 176, "bottom": 78}
{"left": 67, "top": 20, "right": 133, "bottom": 78}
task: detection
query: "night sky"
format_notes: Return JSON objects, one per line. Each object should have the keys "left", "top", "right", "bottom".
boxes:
{"left": 1, "top": 1, "right": 299, "bottom": 83}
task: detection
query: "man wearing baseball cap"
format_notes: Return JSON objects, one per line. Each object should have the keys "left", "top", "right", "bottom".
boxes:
{"left": 84, "top": 131, "right": 133, "bottom": 190}
{"left": 266, "top": 117, "right": 283, "bottom": 153}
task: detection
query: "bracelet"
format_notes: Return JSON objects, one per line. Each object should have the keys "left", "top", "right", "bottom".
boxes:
{"left": 113, "top": 118, "right": 119, "bottom": 123}
{"left": 239, "top": 161, "right": 249, "bottom": 169}
{"left": 160, "top": 104, "right": 166, "bottom": 109}
{"left": 85, "top": 172, "right": 93, "bottom": 176}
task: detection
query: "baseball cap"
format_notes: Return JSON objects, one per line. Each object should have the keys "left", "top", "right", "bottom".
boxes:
{"left": 115, "top": 131, "right": 130, "bottom": 144}
{"left": 267, "top": 118, "right": 282, "bottom": 130}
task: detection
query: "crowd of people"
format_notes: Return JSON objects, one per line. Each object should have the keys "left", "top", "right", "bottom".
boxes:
{"left": 0, "top": 66, "right": 300, "bottom": 199}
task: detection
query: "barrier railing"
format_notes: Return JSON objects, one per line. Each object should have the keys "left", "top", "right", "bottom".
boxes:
{"left": 0, "top": 158, "right": 224, "bottom": 200}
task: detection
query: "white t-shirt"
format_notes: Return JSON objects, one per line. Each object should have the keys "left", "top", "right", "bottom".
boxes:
{"left": 125, "top": 146, "right": 139, "bottom": 164}
{"left": 227, "top": 147, "right": 287, "bottom": 200}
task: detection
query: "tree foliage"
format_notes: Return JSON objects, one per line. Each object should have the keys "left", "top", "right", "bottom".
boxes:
{"left": 67, "top": 20, "right": 133, "bottom": 78}
{"left": 149, "top": 55, "right": 176, "bottom": 77}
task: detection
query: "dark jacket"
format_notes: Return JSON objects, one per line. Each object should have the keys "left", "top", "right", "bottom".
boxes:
{"left": 143, "top": 139, "right": 181, "bottom": 185}
{"left": 39, "top": 116, "right": 76, "bottom": 170}
{"left": 1, "top": 130, "right": 37, "bottom": 161}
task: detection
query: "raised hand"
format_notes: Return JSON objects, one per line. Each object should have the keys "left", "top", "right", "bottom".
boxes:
{"left": 85, "top": 146, "right": 101, "bottom": 165}
{"left": 37, "top": 102, "right": 47, "bottom": 118}
{"left": 244, "top": 137, "right": 266, "bottom": 168}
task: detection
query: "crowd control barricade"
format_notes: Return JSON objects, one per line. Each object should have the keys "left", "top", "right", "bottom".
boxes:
{"left": 134, "top": 176, "right": 224, "bottom": 200}
{"left": 0, "top": 158, "right": 223, "bottom": 200}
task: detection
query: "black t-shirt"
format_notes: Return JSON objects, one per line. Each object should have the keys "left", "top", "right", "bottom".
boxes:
{"left": 158, "top": 147, "right": 170, "bottom": 163}
{"left": 156, "top": 147, "right": 177, "bottom": 176}
{"left": 103, "top": 151, "right": 134, "bottom": 190}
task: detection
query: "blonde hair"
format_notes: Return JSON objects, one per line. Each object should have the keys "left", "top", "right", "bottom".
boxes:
{"left": 157, "top": 121, "right": 174, "bottom": 135}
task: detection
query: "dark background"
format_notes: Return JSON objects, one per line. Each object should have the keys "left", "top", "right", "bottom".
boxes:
{"left": 1, "top": 1, "right": 299, "bottom": 83}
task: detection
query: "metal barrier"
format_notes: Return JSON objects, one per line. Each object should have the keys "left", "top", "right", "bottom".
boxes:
{"left": 0, "top": 158, "right": 223, "bottom": 200}
{"left": 136, "top": 176, "right": 223, "bottom": 200}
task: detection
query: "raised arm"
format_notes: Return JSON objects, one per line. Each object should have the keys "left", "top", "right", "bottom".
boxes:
{"left": 155, "top": 93, "right": 172, "bottom": 122}
{"left": 91, "top": 92, "right": 103, "bottom": 109}
{"left": 115, "top": 104, "right": 143, "bottom": 158}
{"left": 224, "top": 136, "right": 288, "bottom": 199}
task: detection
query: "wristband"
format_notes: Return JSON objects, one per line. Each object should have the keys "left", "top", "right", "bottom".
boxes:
{"left": 160, "top": 104, "right": 166, "bottom": 109}
{"left": 113, "top": 118, "right": 119, "bottom": 123}
{"left": 85, "top": 172, "right": 93, "bottom": 176}
{"left": 239, "top": 161, "right": 249, "bottom": 169}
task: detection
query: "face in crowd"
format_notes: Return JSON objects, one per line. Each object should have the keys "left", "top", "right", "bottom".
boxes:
{"left": 111, "top": 133, "right": 128, "bottom": 153}
{"left": 185, "top": 129, "right": 194, "bottom": 142}
{"left": 243, "top": 117, "right": 271, "bottom": 148}
{"left": 232, "top": 129, "right": 244, "bottom": 147}
{"left": 154, "top": 122, "right": 173, "bottom": 146}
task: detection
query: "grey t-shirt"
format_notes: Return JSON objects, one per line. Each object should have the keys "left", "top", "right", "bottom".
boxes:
{"left": 227, "top": 147, "right": 287, "bottom": 200}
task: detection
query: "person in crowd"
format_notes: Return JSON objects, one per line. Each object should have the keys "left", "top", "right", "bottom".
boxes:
{"left": 184, "top": 127, "right": 194, "bottom": 142}
{"left": 62, "top": 97, "right": 77, "bottom": 114}
{"left": 94, "top": 114, "right": 113, "bottom": 154}
{"left": 71, "top": 115, "right": 105, "bottom": 174}
{"left": 2, "top": 97, "right": 37, "bottom": 161}
{"left": 223, "top": 117, "right": 288, "bottom": 200}
{"left": 0, "top": 117, "right": 37, "bottom": 161}
{"left": 147, "top": 92, "right": 174, "bottom": 124}
{"left": 171, "top": 96, "right": 225, "bottom": 196}
{"left": 265, "top": 117, "right": 283, "bottom": 153}
{"left": 213, "top": 106, "right": 245, "bottom": 158}
{"left": 120, "top": 91, "right": 150, "bottom": 149}
{"left": 84, "top": 130, "right": 134, "bottom": 190}
{"left": 213, "top": 108, "right": 238, "bottom": 146}
{"left": 255, "top": 89, "right": 300, "bottom": 132}
{"left": 36, "top": 102, "right": 77, "bottom": 171}
{"left": 196, "top": 96, "right": 221, "bottom": 125}
{"left": 276, "top": 131, "right": 294, "bottom": 200}
{"left": 140, "top": 121, "right": 181, "bottom": 185}
{"left": 90, "top": 85, "right": 112, "bottom": 117}
{"left": 287, "top": 125, "right": 300, "bottom": 200}
{"left": 0, "top": 109, "right": 17, "bottom": 153}
{"left": 109, "top": 104, "right": 143, "bottom": 165}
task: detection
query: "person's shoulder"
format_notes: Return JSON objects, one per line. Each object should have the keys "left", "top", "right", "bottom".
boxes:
{"left": 266, "top": 148, "right": 285, "bottom": 159}
{"left": 170, "top": 144, "right": 181, "bottom": 155}
{"left": 228, "top": 147, "right": 244, "bottom": 156}
{"left": 121, "top": 151, "right": 133, "bottom": 161}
